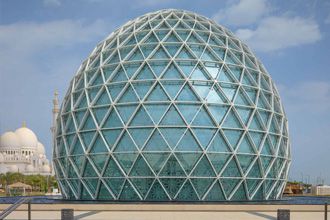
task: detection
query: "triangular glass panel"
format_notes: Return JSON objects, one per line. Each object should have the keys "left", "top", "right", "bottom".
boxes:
{"left": 118, "top": 85, "right": 139, "bottom": 103}
{"left": 144, "top": 129, "right": 171, "bottom": 151}
{"left": 74, "top": 110, "right": 86, "bottom": 128}
{"left": 89, "top": 154, "right": 108, "bottom": 172}
{"left": 220, "top": 178, "right": 241, "bottom": 197}
{"left": 188, "top": 44, "right": 205, "bottom": 58}
{"left": 249, "top": 131, "right": 264, "bottom": 149}
{"left": 151, "top": 46, "right": 169, "bottom": 59}
{"left": 205, "top": 181, "right": 226, "bottom": 201}
{"left": 103, "top": 178, "right": 125, "bottom": 197}
{"left": 249, "top": 112, "right": 264, "bottom": 131}
{"left": 105, "top": 50, "right": 120, "bottom": 64}
{"left": 128, "top": 127, "right": 153, "bottom": 149}
{"left": 94, "top": 90, "right": 111, "bottom": 106}
{"left": 211, "top": 46, "right": 225, "bottom": 60}
{"left": 236, "top": 154, "right": 255, "bottom": 174}
{"left": 221, "top": 158, "right": 241, "bottom": 177}
{"left": 243, "top": 86, "right": 258, "bottom": 104}
{"left": 159, "top": 155, "right": 186, "bottom": 176}
{"left": 159, "top": 128, "right": 186, "bottom": 148}
{"left": 241, "top": 70, "right": 256, "bottom": 86}
{"left": 146, "top": 180, "right": 169, "bottom": 201}
{"left": 143, "top": 152, "right": 170, "bottom": 174}
{"left": 246, "top": 178, "right": 262, "bottom": 195}
{"left": 204, "top": 62, "right": 221, "bottom": 79}
{"left": 176, "top": 103, "right": 200, "bottom": 124}
{"left": 87, "top": 86, "right": 101, "bottom": 103}
{"left": 146, "top": 83, "right": 170, "bottom": 101}
{"left": 144, "top": 32, "right": 158, "bottom": 43}
{"left": 134, "top": 63, "right": 155, "bottom": 80}
{"left": 221, "top": 83, "right": 238, "bottom": 102}
{"left": 191, "top": 178, "right": 215, "bottom": 198}
{"left": 261, "top": 137, "right": 273, "bottom": 156}
{"left": 160, "top": 178, "right": 185, "bottom": 198}
{"left": 192, "top": 106, "right": 215, "bottom": 126}
{"left": 102, "top": 108, "right": 123, "bottom": 128}
{"left": 231, "top": 183, "right": 247, "bottom": 200}
{"left": 235, "top": 106, "right": 253, "bottom": 126}
{"left": 79, "top": 131, "right": 95, "bottom": 150}
{"left": 83, "top": 178, "right": 99, "bottom": 196}
{"left": 132, "top": 81, "right": 153, "bottom": 101}
{"left": 102, "top": 129, "right": 122, "bottom": 150}
{"left": 234, "top": 88, "right": 252, "bottom": 106}
{"left": 175, "top": 180, "right": 199, "bottom": 201}
{"left": 176, "top": 83, "right": 200, "bottom": 101}
{"left": 89, "top": 133, "right": 108, "bottom": 153}
{"left": 175, "top": 129, "right": 202, "bottom": 151}
{"left": 77, "top": 92, "right": 88, "bottom": 109}
{"left": 246, "top": 160, "right": 262, "bottom": 178}
{"left": 113, "top": 153, "right": 138, "bottom": 174}
{"left": 207, "top": 104, "right": 229, "bottom": 125}
{"left": 130, "top": 178, "right": 154, "bottom": 198}
{"left": 130, "top": 106, "right": 154, "bottom": 126}
{"left": 114, "top": 131, "right": 138, "bottom": 152}
{"left": 201, "top": 47, "right": 218, "bottom": 61}
{"left": 207, "top": 153, "right": 231, "bottom": 174}
{"left": 71, "top": 155, "right": 85, "bottom": 174}
{"left": 175, "top": 152, "right": 201, "bottom": 174}
{"left": 71, "top": 139, "right": 85, "bottom": 155}
{"left": 116, "top": 104, "right": 138, "bottom": 124}
{"left": 260, "top": 156, "right": 273, "bottom": 173}
{"left": 161, "top": 80, "right": 184, "bottom": 100}
{"left": 190, "top": 65, "right": 210, "bottom": 80}
{"left": 97, "top": 181, "right": 114, "bottom": 200}
{"left": 110, "top": 66, "right": 128, "bottom": 83}
{"left": 107, "top": 83, "right": 125, "bottom": 102}
{"left": 237, "top": 134, "right": 255, "bottom": 153}
{"left": 82, "top": 159, "right": 98, "bottom": 177}
{"left": 161, "top": 62, "right": 184, "bottom": 79}
{"left": 119, "top": 180, "right": 140, "bottom": 200}
{"left": 176, "top": 61, "right": 196, "bottom": 77}
{"left": 176, "top": 46, "right": 195, "bottom": 59}
{"left": 222, "top": 109, "right": 243, "bottom": 129}
{"left": 126, "top": 47, "right": 144, "bottom": 61}
{"left": 163, "top": 44, "right": 180, "bottom": 57}
{"left": 187, "top": 32, "right": 203, "bottom": 43}
{"left": 176, "top": 30, "right": 190, "bottom": 41}
{"left": 103, "top": 157, "right": 124, "bottom": 177}
{"left": 192, "top": 128, "right": 216, "bottom": 149}
{"left": 81, "top": 111, "right": 96, "bottom": 131}
{"left": 154, "top": 30, "right": 169, "bottom": 41}
{"left": 207, "top": 131, "right": 230, "bottom": 152}
{"left": 164, "top": 32, "right": 181, "bottom": 43}
{"left": 191, "top": 155, "right": 216, "bottom": 177}
{"left": 217, "top": 66, "right": 236, "bottom": 83}
{"left": 123, "top": 63, "right": 140, "bottom": 79}
{"left": 144, "top": 103, "right": 169, "bottom": 124}
{"left": 160, "top": 105, "right": 185, "bottom": 126}
{"left": 130, "top": 155, "right": 154, "bottom": 176}
{"left": 148, "top": 60, "right": 168, "bottom": 77}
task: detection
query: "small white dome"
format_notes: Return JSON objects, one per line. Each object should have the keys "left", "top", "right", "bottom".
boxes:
{"left": 0, "top": 132, "right": 21, "bottom": 148}
{"left": 42, "top": 164, "right": 51, "bottom": 173}
{"left": 15, "top": 127, "right": 38, "bottom": 149}
{"left": 9, "top": 165, "right": 18, "bottom": 172}
{"left": 26, "top": 164, "right": 34, "bottom": 172}
{"left": 37, "top": 142, "right": 45, "bottom": 155}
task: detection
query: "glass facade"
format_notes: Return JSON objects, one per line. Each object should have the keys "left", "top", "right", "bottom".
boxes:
{"left": 53, "top": 9, "right": 291, "bottom": 201}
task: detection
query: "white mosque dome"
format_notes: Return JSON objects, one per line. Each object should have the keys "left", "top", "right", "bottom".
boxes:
{"left": 26, "top": 164, "right": 35, "bottom": 172}
{"left": 15, "top": 127, "right": 38, "bottom": 149}
{"left": 0, "top": 132, "right": 21, "bottom": 149}
{"left": 42, "top": 164, "right": 51, "bottom": 173}
{"left": 9, "top": 165, "right": 18, "bottom": 172}
{"left": 37, "top": 142, "right": 45, "bottom": 155}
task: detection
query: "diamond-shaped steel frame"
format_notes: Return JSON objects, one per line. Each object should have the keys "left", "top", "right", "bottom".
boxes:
{"left": 53, "top": 9, "right": 291, "bottom": 201}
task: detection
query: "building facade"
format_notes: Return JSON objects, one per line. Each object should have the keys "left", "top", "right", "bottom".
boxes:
{"left": 0, "top": 123, "right": 52, "bottom": 175}
{"left": 53, "top": 9, "right": 291, "bottom": 201}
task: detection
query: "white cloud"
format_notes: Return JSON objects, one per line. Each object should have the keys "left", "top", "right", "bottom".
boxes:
{"left": 236, "top": 16, "right": 321, "bottom": 52}
{"left": 43, "top": 0, "right": 61, "bottom": 7}
{"left": 213, "top": 0, "right": 270, "bottom": 26}
{"left": 279, "top": 81, "right": 330, "bottom": 114}
{"left": 0, "top": 19, "right": 107, "bottom": 58}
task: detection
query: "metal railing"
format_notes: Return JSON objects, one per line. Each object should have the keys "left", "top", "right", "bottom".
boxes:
{"left": 0, "top": 197, "right": 32, "bottom": 220}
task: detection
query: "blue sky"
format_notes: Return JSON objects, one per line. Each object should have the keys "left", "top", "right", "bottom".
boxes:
{"left": 0, "top": 0, "right": 329, "bottom": 184}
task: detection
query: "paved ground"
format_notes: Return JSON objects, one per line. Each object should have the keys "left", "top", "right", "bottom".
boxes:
{"left": 4, "top": 210, "right": 327, "bottom": 220}
{"left": 0, "top": 204, "right": 328, "bottom": 220}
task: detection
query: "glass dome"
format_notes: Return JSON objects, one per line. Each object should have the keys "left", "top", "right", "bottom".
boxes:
{"left": 53, "top": 9, "right": 291, "bottom": 201}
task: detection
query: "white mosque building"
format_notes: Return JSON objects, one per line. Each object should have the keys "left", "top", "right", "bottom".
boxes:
{"left": 0, "top": 123, "right": 52, "bottom": 175}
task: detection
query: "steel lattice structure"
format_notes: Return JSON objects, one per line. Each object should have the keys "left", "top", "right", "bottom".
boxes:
{"left": 53, "top": 9, "right": 291, "bottom": 201}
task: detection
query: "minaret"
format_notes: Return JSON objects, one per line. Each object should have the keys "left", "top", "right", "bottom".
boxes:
{"left": 51, "top": 90, "right": 59, "bottom": 139}
{"left": 51, "top": 90, "right": 59, "bottom": 176}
